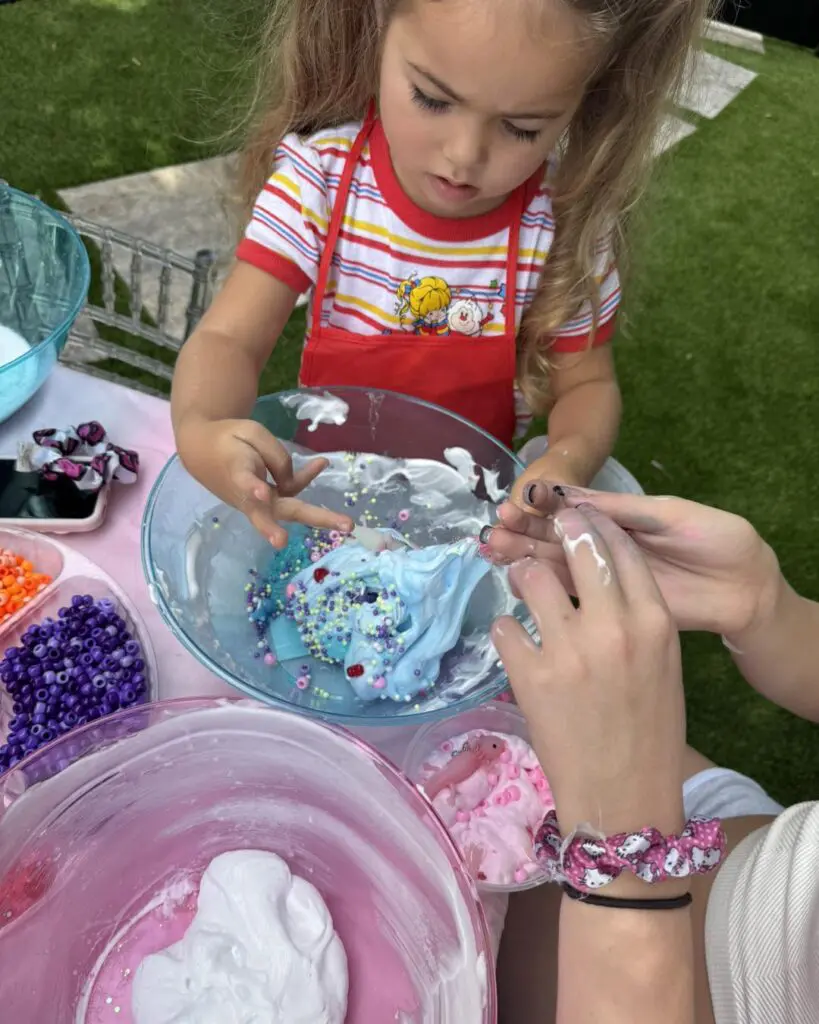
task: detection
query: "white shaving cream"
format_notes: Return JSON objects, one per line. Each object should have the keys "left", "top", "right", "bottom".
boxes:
{"left": 281, "top": 392, "right": 350, "bottom": 432}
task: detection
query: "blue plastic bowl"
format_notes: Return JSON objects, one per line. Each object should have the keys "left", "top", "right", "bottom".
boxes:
{"left": 143, "top": 387, "right": 528, "bottom": 728}
{"left": 0, "top": 184, "right": 90, "bottom": 423}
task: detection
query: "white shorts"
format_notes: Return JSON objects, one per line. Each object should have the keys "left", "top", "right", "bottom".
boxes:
{"left": 706, "top": 801, "right": 819, "bottom": 1024}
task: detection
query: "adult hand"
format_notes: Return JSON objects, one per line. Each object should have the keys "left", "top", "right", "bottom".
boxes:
{"left": 176, "top": 417, "right": 354, "bottom": 547}
{"left": 492, "top": 504, "right": 686, "bottom": 836}
{"left": 486, "top": 483, "right": 781, "bottom": 636}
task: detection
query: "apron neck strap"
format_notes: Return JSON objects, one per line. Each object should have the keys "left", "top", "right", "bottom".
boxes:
{"left": 503, "top": 186, "right": 526, "bottom": 331}
{"left": 312, "top": 108, "right": 377, "bottom": 325}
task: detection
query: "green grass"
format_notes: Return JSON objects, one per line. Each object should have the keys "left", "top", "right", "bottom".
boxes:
{"left": 2, "top": 4, "right": 818, "bottom": 804}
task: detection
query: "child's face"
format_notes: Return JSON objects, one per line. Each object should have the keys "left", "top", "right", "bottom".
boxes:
{"left": 379, "top": 0, "right": 600, "bottom": 219}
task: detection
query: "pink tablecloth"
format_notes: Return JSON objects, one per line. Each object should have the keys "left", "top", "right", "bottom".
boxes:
{"left": 0, "top": 367, "right": 233, "bottom": 700}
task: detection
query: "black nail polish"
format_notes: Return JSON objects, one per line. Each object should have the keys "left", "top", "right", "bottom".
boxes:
{"left": 479, "top": 525, "right": 493, "bottom": 544}
{"left": 523, "top": 482, "right": 537, "bottom": 506}
{"left": 553, "top": 485, "right": 566, "bottom": 498}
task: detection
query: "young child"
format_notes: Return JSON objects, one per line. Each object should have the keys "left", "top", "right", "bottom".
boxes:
{"left": 171, "top": 0, "right": 707, "bottom": 546}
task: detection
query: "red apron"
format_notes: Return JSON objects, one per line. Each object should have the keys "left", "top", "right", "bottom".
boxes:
{"left": 299, "top": 113, "right": 525, "bottom": 449}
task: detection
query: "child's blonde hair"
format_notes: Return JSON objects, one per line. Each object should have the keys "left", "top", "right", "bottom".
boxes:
{"left": 238, "top": 0, "right": 710, "bottom": 413}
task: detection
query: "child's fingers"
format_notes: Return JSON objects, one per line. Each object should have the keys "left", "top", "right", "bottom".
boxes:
{"left": 245, "top": 498, "right": 291, "bottom": 548}
{"left": 238, "top": 423, "right": 296, "bottom": 488}
{"left": 515, "top": 480, "right": 564, "bottom": 515}
{"left": 274, "top": 495, "right": 353, "bottom": 533}
{"left": 496, "top": 501, "right": 557, "bottom": 541}
{"left": 487, "top": 527, "right": 563, "bottom": 570}
{"left": 286, "top": 456, "right": 331, "bottom": 496}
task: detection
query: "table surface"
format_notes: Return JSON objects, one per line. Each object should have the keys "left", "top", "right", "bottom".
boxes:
{"left": 0, "top": 366, "right": 234, "bottom": 701}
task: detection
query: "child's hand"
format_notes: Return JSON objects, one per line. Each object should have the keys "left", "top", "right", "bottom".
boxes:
{"left": 486, "top": 482, "right": 781, "bottom": 637}
{"left": 511, "top": 452, "right": 587, "bottom": 511}
{"left": 177, "top": 417, "right": 354, "bottom": 547}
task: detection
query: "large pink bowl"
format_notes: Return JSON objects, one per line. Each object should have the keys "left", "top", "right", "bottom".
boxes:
{"left": 0, "top": 698, "right": 495, "bottom": 1023}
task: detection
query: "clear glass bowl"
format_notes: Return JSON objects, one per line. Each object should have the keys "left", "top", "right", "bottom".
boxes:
{"left": 0, "top": 184, "right": 90, "bottom": 423}
{"left": 404, "top": 702, "right": 550, "bottom": 895}
{"left": 0, "top": 698, "right": 495, "bottom": 1023}
{"left": 143, "top": 387, "right": 526, "bottom": 727}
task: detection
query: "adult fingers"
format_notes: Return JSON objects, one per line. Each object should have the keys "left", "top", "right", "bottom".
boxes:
{"left": 574, "top": 503, "right": 667, "bottom": 610}
{"left": 491, "top": 614, "right": 541, "bottom": 685}
{"left": 552, "top": 506, "right": 625, "bottom": 613}
{"left": 505, "top": 557, "right": 576, "bottom": 639}
{"left": 557, "top": 487, "right": 691, "bottom": 537}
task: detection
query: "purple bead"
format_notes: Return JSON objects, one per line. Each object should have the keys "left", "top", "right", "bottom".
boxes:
{"left": 76, "top": 716, "right": 88, "bottom": 726}
{"left": 124, "top": 640, "right": 140, "bottom": 656}
{"left": 33, "top": 700, "right": 47, "bottom": 716}
{"left": 40, "top": 729, "right": 54, "bottom": 743}
{"left": 82, "top": 639, "right": 95, "bottom": 652}
{"left": 87, "top": 708, "right": 101, "bottom": 721}
{"left": 120, "top": 655, "right": 135, "bottom": 669}
{"left": 131, "top": 673, "right": 145, "bottom": 688}
{"left": 32, "top": 713, "right": 47, "bottom": 726}
{"left": 102, "top": 656, "right": 117, "bottom": 672}
{"left": 63, "top": 712, "right": 78, "bottom": 727}
{"left": 80, "top": 682, "right": 93, "bottom": 697}
{"left": 134, "top": 659, "right": 145, "bottom": 672}
{"left": 46, "top": 637, "right": 59, "bottom": 650}
{"left": 120, "top": 685, "right": 136, "bottom": 704}
{"left": 92, "top": 677, "right": 107, "bottom": 692}
{"left": 27, "top": 665, "right": 42, "bottom": 679}
{"left": 71, "top": 595, "right": 85, "bottom": 608}
{"left": 30, "top": 724, "right": 44, "bottom": 737}
{"left": 56, "top": 672, "right": 69, "bottom": 686}
{"left": 91, "top": 627, "right": 103, "bottom": 640}
{"left": 63, "top": 694, "right": 78, "bottom": 709}
{"left": 43, "top": 670, "right": 57, "bottom": 686}
{"left": 62, "top": 658, "right": 74, "bottom": 670}
{"left": 98, "top": 598, "right": 116, "bottom": 614}
{"left": 34, "top": 687, "right": 48, "bottom": 701}
{"left": 25, "top": 735, "right": 39, "bottom": 751}
{"left": 47, "top": 719, "right": 59, "bottom": 732}
{"left": 58, "top": 607, "right": 69, "bottom": 619}
{"left": 47, "top": 648, "right": 60, "bottom": 661}
{"left": 105, "top": 689, "right": 120, "bottom": 709}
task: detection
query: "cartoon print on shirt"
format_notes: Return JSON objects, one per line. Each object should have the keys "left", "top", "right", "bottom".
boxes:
{"left": 395, "top": 274, "right": 495, "bottom": 336}
{"left": 396, "top": 276, "right": 451, "bottom": 334}
{"left": 447, "top": 297, "right": 493, "bottom": 336}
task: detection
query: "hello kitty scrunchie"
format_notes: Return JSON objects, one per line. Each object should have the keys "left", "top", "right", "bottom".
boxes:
{"left": 16, "top": 421, "right": 139, "bottom": 494}
{"left": 534, "top": 810, "right": 727, "bottom": 891}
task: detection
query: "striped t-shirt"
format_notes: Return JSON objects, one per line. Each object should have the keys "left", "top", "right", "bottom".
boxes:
{"left": 237, "top": 117, "right": 621, "bottom": 432}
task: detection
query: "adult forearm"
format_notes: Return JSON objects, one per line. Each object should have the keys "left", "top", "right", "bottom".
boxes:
{"left": 558, "top": 899, "right": 694, "bottom": 1024}
{"left": 541, "top": 378, "right": 622, "bottom": 486}
{"left": 727, "top": 578, "right": 819, "bottom": 722}
{"left": 171, "top": 329, "right": 263, "bottom": 434}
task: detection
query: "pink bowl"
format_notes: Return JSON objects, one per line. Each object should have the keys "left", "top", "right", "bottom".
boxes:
{"left": 0, "top": 698, "right": 495, "bottom": 1023}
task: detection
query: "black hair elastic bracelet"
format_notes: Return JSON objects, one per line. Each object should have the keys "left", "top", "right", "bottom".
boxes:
{"left": 562, "top": 883, "right": 693, "bottom": 911}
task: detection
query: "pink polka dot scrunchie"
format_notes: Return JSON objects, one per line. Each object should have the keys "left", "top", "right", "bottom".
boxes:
{"left": 533, "top": 810, "right": 727, "bottom": 891}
